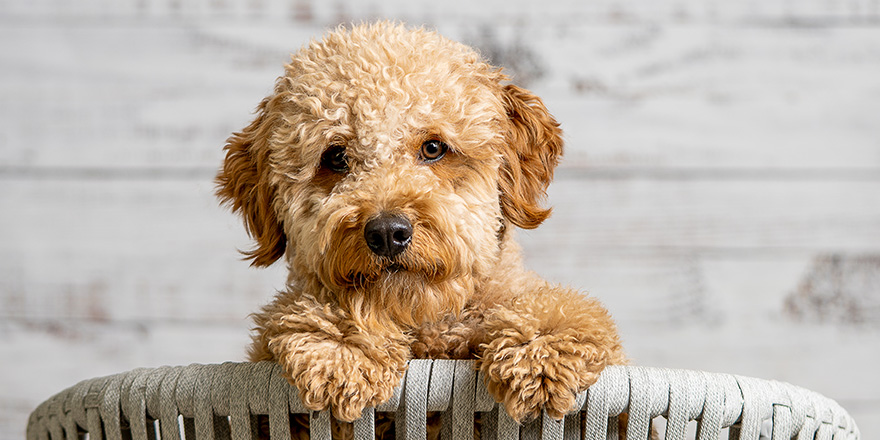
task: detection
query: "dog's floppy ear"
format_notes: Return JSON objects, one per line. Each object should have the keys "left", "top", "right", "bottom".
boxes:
{"left": 498, "top": 84, "right": 563, "bottom": 229}
{"left": 216, "top": 98, "right": 286, "bottom": 267}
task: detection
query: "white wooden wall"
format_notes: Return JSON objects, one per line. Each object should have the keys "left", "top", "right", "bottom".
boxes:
{"left": 2, "top": 1, "right": 879, "bottom": 438}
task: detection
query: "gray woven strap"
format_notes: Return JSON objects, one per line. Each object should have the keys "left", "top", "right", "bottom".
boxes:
{"left": 26, "top": 362, "right": 860, "bottom": 440}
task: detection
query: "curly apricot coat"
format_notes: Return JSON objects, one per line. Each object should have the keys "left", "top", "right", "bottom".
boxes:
{"left": 216, "top": 21, "right": 625, "bottom": 431}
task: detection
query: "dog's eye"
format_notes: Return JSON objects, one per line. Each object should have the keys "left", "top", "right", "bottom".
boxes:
{"left": 321, "top": 145, "right": 349, "bottom": 172}
{"left": 420, "top": 140, "right": 448, "bottom": 163}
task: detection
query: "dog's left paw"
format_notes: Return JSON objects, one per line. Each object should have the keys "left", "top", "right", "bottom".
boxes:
{"left": 480, "top": 333, "right": 606, "bottom": 422}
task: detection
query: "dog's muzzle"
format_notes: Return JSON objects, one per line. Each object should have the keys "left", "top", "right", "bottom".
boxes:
{"left": 364, "top": 212, "right": 412, "bottom": 258}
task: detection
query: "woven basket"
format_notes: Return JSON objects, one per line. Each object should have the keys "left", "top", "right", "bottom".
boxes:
{"left": 26, "top": 360, "right": 859, "bottom": 440}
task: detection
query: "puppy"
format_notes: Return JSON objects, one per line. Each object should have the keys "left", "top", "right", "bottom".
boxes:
{"left": 216, "top": 21, "right": 625, "bottom": 430}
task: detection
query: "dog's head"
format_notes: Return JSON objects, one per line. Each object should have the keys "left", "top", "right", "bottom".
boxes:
{"left": 217, "top": 22, "right": 562, "bottom": 324}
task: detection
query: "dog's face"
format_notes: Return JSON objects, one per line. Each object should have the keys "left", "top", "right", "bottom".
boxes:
{"left": 217, "top": 23, "right": 562, "bottom": 324}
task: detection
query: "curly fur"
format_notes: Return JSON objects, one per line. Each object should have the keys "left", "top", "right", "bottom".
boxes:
{"left": 217, "top": 21, "right": 626, "bottom": 433}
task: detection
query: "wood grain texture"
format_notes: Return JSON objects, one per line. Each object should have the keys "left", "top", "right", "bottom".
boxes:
{"left": 3, "top": 178, "right": 877, "bottom": 319}
{"left": 3, "top": 8, "right": 879, "bottom": 170}
{"left": 1, "top": 1, "right": 879, "bottom": 439}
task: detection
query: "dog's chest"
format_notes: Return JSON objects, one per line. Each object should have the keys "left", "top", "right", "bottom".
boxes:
{"left": 409, "top": 310, "right": 486, "bottom": 360}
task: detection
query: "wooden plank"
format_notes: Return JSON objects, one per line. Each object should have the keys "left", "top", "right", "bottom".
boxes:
{"left": 523, "top": 178, "right": 880, "bottom": 255}
{"left": 3, "top": 177, "right": 878, "bottom": 322}
{"left": 1, "top": 0, "right": 878, "bottom": 23}
{"left": 1, "top": 17, "right": 878, "bottom": 171}
{"left": 0, "top": 22, "right": 313, "bottom": 169}
{"left": 0, "top": 179, "right": 287, "bottom": 322}
{"left": 532, "top": 23, "right": 880, "bottom": 171}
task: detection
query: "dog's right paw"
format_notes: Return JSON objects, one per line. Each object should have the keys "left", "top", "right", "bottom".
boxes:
{"left": 278, "top": 343, "right": 407, "bottom": 422}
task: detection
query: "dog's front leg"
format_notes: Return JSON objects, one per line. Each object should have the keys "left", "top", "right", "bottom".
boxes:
{"left": 478, "top": 284, "right": 626, "bottom": 422}
{"left": 250, "top": 295, "right": 410, "bottom": 422}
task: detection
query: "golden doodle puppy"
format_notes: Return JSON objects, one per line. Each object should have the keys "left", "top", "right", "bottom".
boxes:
{"left": 217, "top": 21, "right": 625, "bottom": 426}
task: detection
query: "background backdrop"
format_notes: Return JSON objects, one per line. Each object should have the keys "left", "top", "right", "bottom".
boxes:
{"left": 2, "top": 1, "right": 879, "bottom": 438}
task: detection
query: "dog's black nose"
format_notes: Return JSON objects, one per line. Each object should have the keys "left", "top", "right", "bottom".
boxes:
{"left": 364, "top": 212, "right": 412, "bottom": 258}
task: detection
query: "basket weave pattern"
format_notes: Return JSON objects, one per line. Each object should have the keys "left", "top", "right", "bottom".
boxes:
{"left": 26, "top": 361, "right": 860, "bottom": 440}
